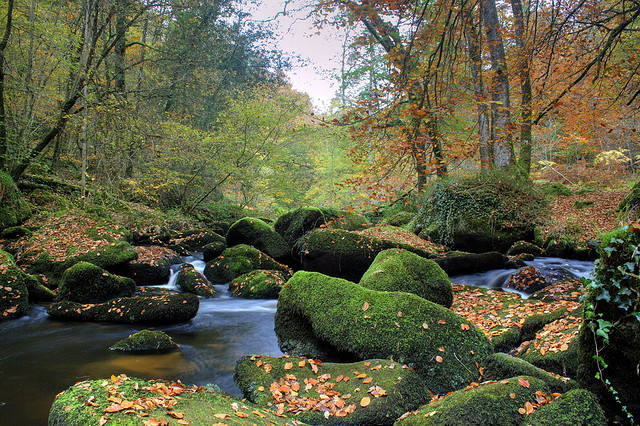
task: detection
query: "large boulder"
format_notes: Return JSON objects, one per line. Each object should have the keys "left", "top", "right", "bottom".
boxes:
{"left": 433, "top": 251, "right": 507, "bottom": 276}
{"left": 109, "top": 329, "right": 179, "bottom": 352}
{"left": 527, "top": 389, "right": 607, "bottom": 426}
{"left": 175, "top": 263, "right": 216, "bottom": 297}
{"left": 235, "top": 355, "right": 430, "bottom": 425}
{"left": 0, "top": 171, "right": 31, "bottom": 231}
{"left": 203, "top": 244, "right": 292, "bottom": 284}
{"left": 124, "top": 246, "right": 181, "bottom": 285}
{"left": 274, "top": 207, "right": 342, "bottom": 246}
{"left": 49, "top": 374, "right": 302, "bottom": 425}
{"left": 0, "top": 250, "right": 30, "bottom": 319}
{"left": 275, "top": 271, "right": 494, "bottom": 393}
{"left": 229, "top": 269, "right": 287, "bottom": 299}
{"left": 577, "top": 226, "right": 640, "bottom": 419}
{"left": 166, "top": 230, "right": 227, "bottom": 255}
{"left": 504, "top": 266, "right": 549, "bottom": 294}
{"left": 359, "top": 248, "right": 453, "bottom": 308}
{"left": 57, "top": 262, "right": 137, "bottom": 303}
{"left": 226, "top": 217, "right": 289, "bottom": 259}
{"left": 47, "top": 293, "right": 199, "bottom": 324}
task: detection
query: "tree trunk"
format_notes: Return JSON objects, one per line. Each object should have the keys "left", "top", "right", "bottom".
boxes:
{"left": 481, "top": 0, "right": 513, "bottom": 169}
{"left": 114, "top": 0, "right": 128, "bottom": 96}
{"left": 0, "top": 0, "right": 14, "bottom": 171}
{"left": 510, "top": 0, "right": 532, "bottom": 175}
{"left": 462, "top": 1, "right": 491, "bottom": 169}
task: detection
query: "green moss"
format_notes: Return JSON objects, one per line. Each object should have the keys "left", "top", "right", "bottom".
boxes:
{"left": 507, "top": 241, "right": 543, "bottom": 256}
{"left": 274, "top": 207, "right": 341, "bottom": 246}
{"left": 110, "top": 329, "right": 179, "bottom": 352}
{"left": 527, "top": 389, "right": 607, "bottom": 425}
{"left": 235, "top": 356, "right": 430, "bottom": 425}
{"left": 203, "top": 244, "right": 292, "bottom": 284}
{"left": 202, "top": 240, "right": 226, "bottom": 262}
{"left": 0, "top": 225, "right": 32, "bottom": 239}
{"left": 57, "top": 262, "right": 137, "bottom": 303}
{"left": 482, "top": 353, "right": 576, "bottom": 393}
{"left": 230, "top": 270, "right": 286, "bottom": 299}
{"left": 48, "top": 375, "right": 304, "bottom": 425}
{"left": 47, "top": 293, "right": 199, "bottom": 324}
{"left": 395, "top": 376, "right": 550, "bottom": 425}
{"left": 381, "top": 211, "right": 415, "bottom": 227}
{"left": 226, "top": 217, "right": 289, "bottom": 259}
{"left": 0, "top": 171, "right": 32, "bottom": 231}
{"left": 275, "top": 271, "right": 494, "bottom": 393}
{"left": 359, "top": 249, "right": 453, "bottom": 308}
{"left": 175, "top": 263, "right": 216, "bottom": 298}
{"left": 491, "top": 326, "right": 523, "bottom": 353}
{"left": 0, "top": 250, "right": 29, "bottom": 319}
{"left": 618, "top": 177, "right": 640, "bottom": 216}
{"left": 538, "top": 180, "right": 573, "bottom": 197}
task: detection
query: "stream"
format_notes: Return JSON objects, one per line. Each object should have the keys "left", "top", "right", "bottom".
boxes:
{"left": 0, "top": 256, "right": 593, "bottom": 424}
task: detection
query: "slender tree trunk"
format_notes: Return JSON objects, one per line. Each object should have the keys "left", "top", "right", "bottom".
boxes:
{"left": 0, "top": 0, "right": 14, "bottom": 171}
{"left": 462, "top": 1, "right": 491, "bottom": 169}
{"left": 115, "top": 0, "right": 127, "bottom": 95}
{"left": 481, "top": 0, "right": 513, "bottom": 169}
{"left": 510, "top": 0, "right": 533, "bottom": 175}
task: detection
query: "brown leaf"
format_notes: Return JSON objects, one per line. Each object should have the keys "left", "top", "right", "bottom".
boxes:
{"left": 518, "top": 378, "right": 530, "bottom": 388}
{"left": 362, "top": 301, "right": 369, "bottom": 311}
{"left": 360, "top": 396, "right": 371, "bottom": 407}
{"left": 435, "top": 356, "right": 443, "bottom": 363}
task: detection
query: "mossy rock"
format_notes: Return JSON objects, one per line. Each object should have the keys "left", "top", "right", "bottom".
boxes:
{"left": 226, "top": 217, "right": 289, "bottom": 260}
{"left": 274, "top": 207, "right": 341, "bottom": 246}
{"left": 47, "top": 293, "right": 199, "bottom": 324}
{"left": 618, "top": 177, "right": 640, "bottom": 218}
{"left": 527, "top": 389, "right": 606, "bottom": 425}
{"left": 167, "top": 230, "right": 227, "bottom": 255}
{"left": 394, "top": 376, "right": 550, "bottom": 425}
{"left": 530, "top": 279, "right": 585, "bottom": 303}
{"left": 48, "top": 375, "right": 305, "bottom": 425}
{"left": 202, "top": 240, "right": 226, "bottom": 262}
{"left": 381, "top": 211, "right": 415, "bottom": 227}
{"left": 57, "top": 262, "right": 137, "bottom": 304}
{"left": 110, "top": 329, "right": 179, "bottom": 352}
{"left": 0, "top": 171, "right": 32, "bottom": 231}
{"left": 275, "top": 271, "right": 494, "bottom": 393}
{"left": 235, "top": 356, "right": 430, "bottom": 425}
{"left": 175, "top": 263, "right": 216, "bottom": 298}
{"left": 507, "top": 241, "right": 543, "bottom": 256}
{"left": 23, "top": 273, "right": 55, "bottom": 303}
{"left": 0, "top": 225, "right": 32, "bottom": 240}
{"left": 203, "top": 244, "right": 292, "bottom": 284}
{"left": 359, "top": 249, "right": 453, "bottom": 308}
{"left": 125, "top": 246, "right": 181, "bottom": 286}
{"left": 0, "top": 251, "right": 30, "bottom": 319}
{"left": 433, "top": 251, "right": 507, "bottom": 276}
{"left": 538, "top": 180, "right": 573, "bottom": 197}
{"left": 482, "top": 353, "right": 577, "bottom": 393}
{"left": 230, "top": 270, "right": 287, "bottom": 299}
{"left": 327, "top": 211, "right": 372, "bottom": 231}
{"left": 504, "top": 266, "right": 548, "bottom": 294}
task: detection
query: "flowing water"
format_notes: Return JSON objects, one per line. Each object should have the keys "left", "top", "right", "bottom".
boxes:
{"left": 0, "top": 255, "right": 594, "bottom": 424}
{"left": 0, "top": 256, "right": 282, "bottom": 425}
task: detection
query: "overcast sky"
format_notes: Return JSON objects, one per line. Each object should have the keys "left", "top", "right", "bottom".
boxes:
{"left": 249, "top": 2, "right": 344, "bottom": 111}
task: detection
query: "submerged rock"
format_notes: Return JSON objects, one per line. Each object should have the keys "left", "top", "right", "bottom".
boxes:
{"left": 235, "top": 355, "right": 429, "bottom": 425}
{"left": 110, "top": 329, "right": 179, "bottom": 352}
{"left": 47, "top": 293, "right": 199, "bottom": 324}
{"left": 275, "top": 271, "right": 493, "bottom": 393}
{"left": 359, "top": 248, "right": 453, "bottom": 308}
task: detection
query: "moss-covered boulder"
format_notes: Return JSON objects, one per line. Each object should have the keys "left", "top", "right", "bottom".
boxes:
{"left": 415, "top": 173, "right": 547, "bottom": 253}
{"left": 57, "top": 262, "right": 137, "bottom": 304}
{"left": 167, "top": 230, "right": 227, "bottom": 255}
{"left": 433, "top": 251, "right": 507, "bottom": 276}
{"left": 47, "top": 293, "right": 199, "bottom": 324}
{"left": 110, "top": 329, "right": 179, "bottom": 352}
{"left": 381, "top": 211, "right": 415, "bottom": 227}
{"left": 124, "top": 246, "right": 181, "bottom": 286}
{"left": 202, "top": 240, "right": 226, "bottom": 262}
{"left": 227, "top": 217, "right": 289, "bottom": 260}
{"left": 507, "top": 240, "right": 543, "bottom": 256}
{"left": 235, "top": 356, "right": 430, "bottom": 425}
{"left": 504, "top": 266, "right": 548, "bottom": 294}
{"left": 275, "top": 271, "right": 493, "bottom": 393}
{"left": 203, "top": 244, "right": 292, "bottom": 284}
{"left": 394, "top": 376, "right": 550, "bottom": 425}
{"left": 482, "top": 353, "right": 576, "bottom": 394}
{"left": 175, "top": 263, "right": 216, "bottom": 297}
{"left": 527, "top": 389, "right": 607, "bottom": 425}
{"left": 577, "top": 226, "right": 640, "bottom": 419}
{"left": 359, "top": 249, "right": 453, "bottom": 308}
{"left": 49, "top": 374, "right": 305, "bottom": 426}
{"left": 538, "top": 180, "right": 573, "bottom": 197}
{"left": 0, "top": 251, "right": 30, "bottom": 319}
{"left": 230, "top": 270, "right": 287, "bottom": 299}
{"left": 274, "top": 207, "right": 342, "bottom": 246}
{"left": 0, "top": 171, "right": 32, "bottom": 231}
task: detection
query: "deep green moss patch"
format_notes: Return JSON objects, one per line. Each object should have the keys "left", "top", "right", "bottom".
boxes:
{"left": 47, "top": 293, "right": 199, "bottom": 324}
{"left": 110, "top": 329, "right": 179, "bottom": 352}
{"left": 235, "top": 356, "right": 430, "bottom": 425}
{"left": 0, "top": 249, "right": 44, "bottom": 317}
{"left": 394, "top": 376, "right": 550, "bottom": 425}
{"left": 527, "top": 389, "right": 606, "bottom": 425}
{"left": 275, "top": 271, "right": 493, "bottom": 393}
{"left": 507, "top": 241, "right": 543, "bottom": 256}
{"left": 0, "top": 171, "right": 32, "bottom": 231}
{"left": 57, "top": 262, "right": 137, "bottom": 303}
{"left": 175, "top": 263, "right": 216, "bottom": 297}
{"left": 49, "top": 374, "right": 306, "bottom": 425}
{"left": 274, "top": 207, "right": 341, "bottom": 246}
{"left": 226, "top": 217, "right": 289, "bottom": 259}
{"left": 482, "top": 353, "right": 576, "bottom": 393}
{"left": 203, "top": 244, "right": 292, "bottom": 284}
{"left": 230, "top": 270, "right": 287, "bottom": 299}
{"left": 359, "top": 249, "right": 453, "bottom": 308}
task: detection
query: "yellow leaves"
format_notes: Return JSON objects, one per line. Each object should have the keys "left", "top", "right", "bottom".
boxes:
{"left": 213, "top": 413, "right": 230, "bottom": 420}
{"left": 360, "top": 396, "right": 371, "bottom": 407}
{"left": 518, "top": 401, "right": 535, "bottom": 415}
{"left": 362, "top": 301, "right": 370, "bottom": 311}
{"left": 284, "top": 362, "right": 293, "bottom": 370}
